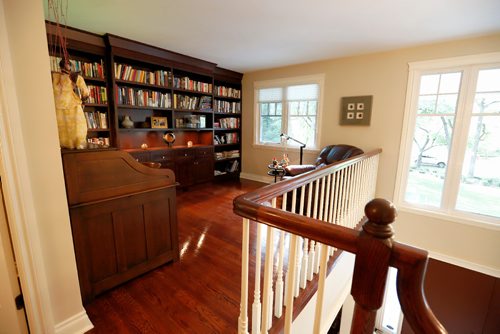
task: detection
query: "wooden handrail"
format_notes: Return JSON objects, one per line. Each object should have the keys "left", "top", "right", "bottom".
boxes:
{"left": 233, "top": 149, "right": 446, "bottom": 333}
{"left": 392, "top": 243, "right": 447, "bottom": 334}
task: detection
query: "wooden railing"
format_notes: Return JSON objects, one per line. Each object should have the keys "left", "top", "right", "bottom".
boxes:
{"left": 233, "top": 149, "right": 446, "bottom": 334}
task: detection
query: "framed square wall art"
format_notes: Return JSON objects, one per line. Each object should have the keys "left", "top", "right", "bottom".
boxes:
{"left": 340, "top": 96, "right": 373, "bottom": 126}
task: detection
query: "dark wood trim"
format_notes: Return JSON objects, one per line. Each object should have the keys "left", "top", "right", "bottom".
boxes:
{"left": 46, "top": 20, "right": 106, "bottom": 55}
{"left": 214, "top": 66, "right": 243, "bottom": 84}
{"left": 106, "top": 34, "right": 217, "bottom": 75}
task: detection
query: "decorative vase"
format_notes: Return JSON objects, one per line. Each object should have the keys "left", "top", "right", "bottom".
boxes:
{"left": 121, "top": 115, "right": 133, "bottom": 129}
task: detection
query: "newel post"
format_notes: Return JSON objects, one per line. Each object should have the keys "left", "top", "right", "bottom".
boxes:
{"left": 350, "top": 198, "right": 396, "bottom": 334}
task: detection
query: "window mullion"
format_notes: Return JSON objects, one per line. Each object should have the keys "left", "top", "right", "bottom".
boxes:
{"left": 282, "top": 86, "right": 288, "bottom": 135}
{"left": 441, "top": 67, "right": 478, "bottom": 212}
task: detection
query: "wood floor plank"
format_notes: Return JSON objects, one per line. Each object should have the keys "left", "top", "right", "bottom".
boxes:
{"left": 85, "top": 179, "right": 265, "bottom": 333}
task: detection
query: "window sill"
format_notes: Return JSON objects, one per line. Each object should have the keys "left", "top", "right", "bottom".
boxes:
{"left": 252, "top": 143, "right": 320, "bottom": 153}
{"left": 396, "top": 203, "right": 500, "bottom": 231}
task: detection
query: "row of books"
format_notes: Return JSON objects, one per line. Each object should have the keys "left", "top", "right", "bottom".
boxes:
{"left": 87, "top": 136, "right": 110, "bottom": 148}
{"left": 114, "top": 63, "right": 172, "bottom": 86}
{"left": 214, "top": 150, "right": 240, "bottom": 160}
{"left": 115, "top": 86, "right": 172, "bottom": 108}
{"left": 50, "top": 56, "right": 105, "bottom": 79}
{"left": 216, "top": 117, "right": 240, "bottom": 129}
{"left": 173, "top": 94, "right": 212, "bottom": 111}
{"left": 84, "top": 111, "right": 108, "bottom": 129}
{"left": 214, "top": 100, "right": 241, "bottom": 113}
{"left": 214, "top": 85, "right": 241, "bottom": 99}
{"left": 86, "top": 85, "right": 108, "bottom": 104}
{"left": 214, "top": 132, "right": 239, "bottom": 145}
{"left": 173, "top": 76, "right": 212, "bottom": 93}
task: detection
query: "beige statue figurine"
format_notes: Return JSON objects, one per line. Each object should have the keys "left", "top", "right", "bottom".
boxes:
{"left": 51, "top": 58, "right": 89, "bottom": 149}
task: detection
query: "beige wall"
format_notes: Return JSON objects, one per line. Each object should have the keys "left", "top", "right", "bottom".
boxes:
{"left": 1, "top": 0, "right": 90, "bottom": 331}
{"left": 242, "top": 34, "right": 500, "bottom": 272}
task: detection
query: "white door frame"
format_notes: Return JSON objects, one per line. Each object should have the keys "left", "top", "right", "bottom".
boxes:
{"left": 0, "top": 178, "right": 29, "bottom": 334}
{"left": 0, "top": 1, "right": 54, "bottom": 331}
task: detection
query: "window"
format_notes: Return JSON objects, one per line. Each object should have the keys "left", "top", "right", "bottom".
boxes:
{"left": 395, "top": 53, "right": 500, "bottom": 225}
{"left": 254, "top": 75, "right": 324, "bottom": 149}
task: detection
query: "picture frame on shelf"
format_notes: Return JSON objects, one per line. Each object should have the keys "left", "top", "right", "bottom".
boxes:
{"left": 152, "top": 116, "right": 168, "bottom": 129}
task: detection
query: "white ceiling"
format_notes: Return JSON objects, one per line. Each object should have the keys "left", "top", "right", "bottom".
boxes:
{"left": 44, "top": 0, "right": 500, "bottom": 73}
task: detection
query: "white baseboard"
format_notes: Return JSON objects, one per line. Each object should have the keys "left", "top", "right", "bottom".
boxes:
{"left": 54, "top": 310, "right": 93, "bottom": 334}
{"left": 429, "top": 251, "right": 500, "bottom": 278}
{"left": 240, "top": 172, "right": 273, "bottom": 184}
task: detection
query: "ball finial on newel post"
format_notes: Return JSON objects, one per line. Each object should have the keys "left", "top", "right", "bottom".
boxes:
{"left": 363, "top": 198, "right": 397, "bottom": 240}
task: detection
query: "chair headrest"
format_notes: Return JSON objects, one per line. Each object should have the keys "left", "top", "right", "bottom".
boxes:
{"left": 315, "top": 144, "right": 364, "bottom": 165}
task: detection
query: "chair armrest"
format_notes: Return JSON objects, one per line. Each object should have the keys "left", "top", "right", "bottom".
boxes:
{"left": 285, "top": 164, "right": 316, "bottom": 176}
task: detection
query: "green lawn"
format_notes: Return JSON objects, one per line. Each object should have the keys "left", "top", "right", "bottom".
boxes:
{"left": 405, "top": 169, "right": 500, "bottom": 218}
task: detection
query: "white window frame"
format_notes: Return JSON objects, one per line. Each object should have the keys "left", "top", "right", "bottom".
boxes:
{"left": 253, "top": 74, "right": 325, "bottom": 151}
{"left": 394, "top": 52, "right": 500, "bottom": 229}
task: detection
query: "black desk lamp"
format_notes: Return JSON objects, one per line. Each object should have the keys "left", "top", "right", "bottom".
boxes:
{"left": 280, "top": 133, "right": 306, "bottom": 165}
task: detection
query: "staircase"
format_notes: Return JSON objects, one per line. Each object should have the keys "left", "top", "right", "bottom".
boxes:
{"left": 234, "top": 149, "right": 446, "bottom": 333}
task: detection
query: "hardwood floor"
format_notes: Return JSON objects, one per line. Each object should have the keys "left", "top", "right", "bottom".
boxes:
{"left": 85, "top": 179, "right": 265, "bottom": 333}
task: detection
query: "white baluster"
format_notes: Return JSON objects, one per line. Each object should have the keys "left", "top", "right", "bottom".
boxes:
{"left": 284, "top": 234, "right": 298, "bottom": 334}
{"left": 345, "top": 165, "right": 353, "bottom": 228}
{"left": 313, "top": 243, "right": 329, "bottom": 333}
{"left": 323, "top": 175, "right": 332, "bottom": 257}
{"left": 239, "top": 218, "right": 250, "bottom": 334}
{"left": 274, "top": 229, "right": 285, "bottom": 318}
{"left": 290, "top": 189, "right": 301, "bottom": 297}
{"left": 330, "top": 171, "right": 340, "bottom": 256}
{"left": 261, "top": 218, "right": 275, "bottom": 333}
{"left": 299, "top": 185, "right": 308, "bottom": 289}
{"left": 307, "top": 180, "right": 319, "bottom": 280}
{"left": 251, "top": 223, "right": 262, "bottom": 334}
{"left": 314, "top": 177, "right": 326, "bottom": 274}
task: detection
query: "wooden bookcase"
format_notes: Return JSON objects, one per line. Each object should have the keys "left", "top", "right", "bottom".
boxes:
{"left": 46, "top": 22, "right": 114, "bottom": 149}
{"left": 213, "top": 67, "right": 242, "bottom": 179}
{"left": 45, "top": 23, "right": 243, "bottom": 186}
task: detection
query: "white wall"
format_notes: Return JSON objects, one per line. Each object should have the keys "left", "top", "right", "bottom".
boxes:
{"left": 242, "top": 34, "right": 500, "bottom": 273}
{"left": 0, "top": 0, "right": 92, "bottom": 332}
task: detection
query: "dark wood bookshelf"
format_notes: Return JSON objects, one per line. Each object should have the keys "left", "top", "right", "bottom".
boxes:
{"left": 46, "top": 21, "right": 242, "bottom": 182}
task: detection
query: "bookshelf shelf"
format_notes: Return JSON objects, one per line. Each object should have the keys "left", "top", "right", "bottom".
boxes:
{"left": 213, "top": 111, "right": 241, "bottom": 116}
{"left": 115, "top": 79, "right": 170, "bottom": 90}
{"left": 214, "top": 128, "right": 240, "bottom": 131}
{"left": 117, "top": 104, "right": 172, "bottom": 111}
{"left": 174, "top": 109, "right": 213, "bottom": 114}
{"left": 214, "top": 95, "right": 241, "bottom": 101}
{"left": 118, "top": 128, "right": 174, "bottom": 132}
{"left": 214, "top": 143, "right": 240, "bottom": 147}
{"left": 82, "top": 76, "right": 106, "bottom": 83}
{"left": 174, "top": 128, "right": 213, "bottom": 132}
{"left": 85, "top": 103, "right": 108, "bottom": 107}
{"left": 173, "top": 88, "right": 212, "bottom": 95}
